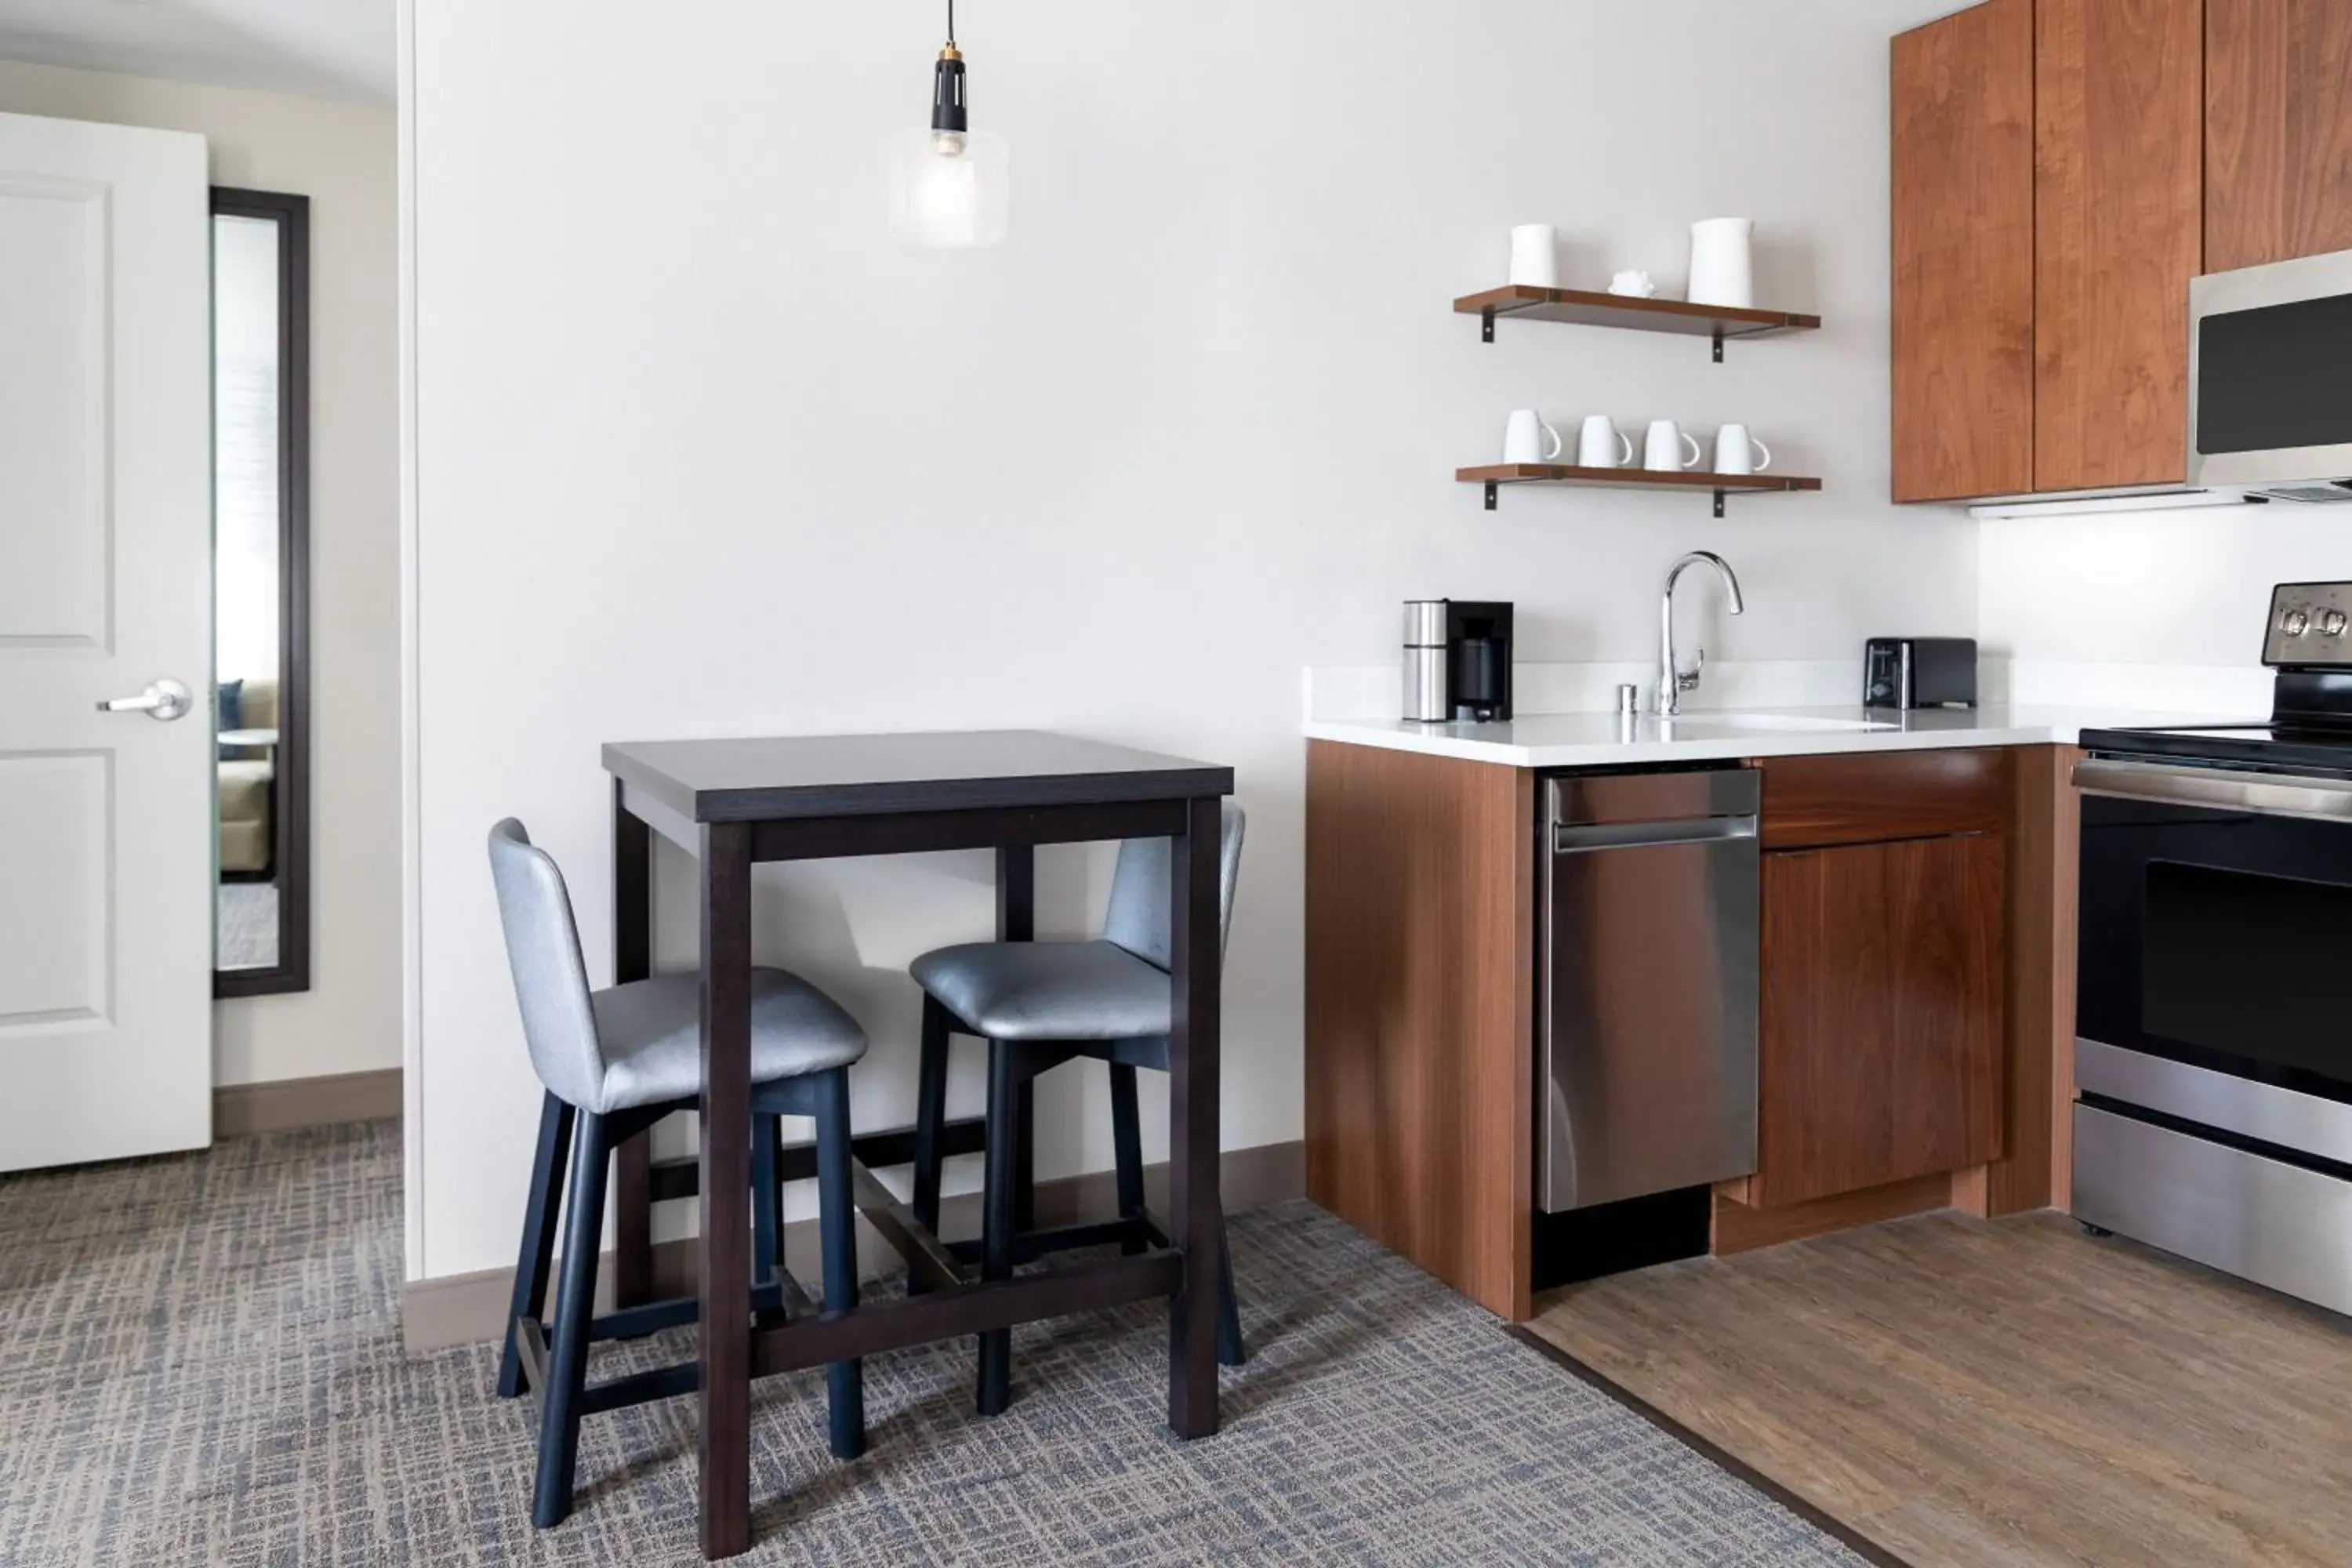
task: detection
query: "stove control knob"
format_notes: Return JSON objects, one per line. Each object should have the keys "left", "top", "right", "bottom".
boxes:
{"left": 2323, "top": 610, "right": 2347, "bottom": 637}
{"left": 2283, "top": 608, "right": 2312, "bottom": 637}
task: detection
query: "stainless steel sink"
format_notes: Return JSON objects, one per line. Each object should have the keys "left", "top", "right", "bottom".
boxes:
{"left": 1659, "top": 712, "right": 1897, "bottom": 734}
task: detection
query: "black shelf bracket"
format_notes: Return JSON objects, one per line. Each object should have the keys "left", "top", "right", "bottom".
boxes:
{"left": 1481, "top": 307, "right": 1496, "bottom": 344}
{"left": 1484, "top": 481, "right": 1499, "bottom": 511}
{"left": 1711, "top": 325, "right": 1725, "bottom": 364}
{"left": 1713, "top": 488, "right": 1727, "bottom": 518}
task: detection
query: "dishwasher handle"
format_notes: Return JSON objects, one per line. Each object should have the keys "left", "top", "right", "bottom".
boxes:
{"left": 1552, "top": 816, "right": 1759, "bottom": 855}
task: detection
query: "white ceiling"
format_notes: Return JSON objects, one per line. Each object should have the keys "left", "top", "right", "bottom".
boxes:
{"left": 0, "top": 0, "right": 392, "bottom": 104}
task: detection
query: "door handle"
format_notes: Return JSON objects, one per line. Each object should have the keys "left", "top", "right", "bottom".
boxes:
{"left": 96, "top": 677, "right": 194, "bottom": 722}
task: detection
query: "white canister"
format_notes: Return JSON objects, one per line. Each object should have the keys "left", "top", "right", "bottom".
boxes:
{"left": 1508, "top": 224, "right": 1559, "bottom": 289}
{"left": 1686, "top": 217, "right": 1755, "bottom": 309}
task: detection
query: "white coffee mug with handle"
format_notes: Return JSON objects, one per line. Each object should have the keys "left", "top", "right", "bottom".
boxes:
{"left": 1577, "top": 415, "right": 1634, "bottom": 469}
{"left": 1504, "top": 409, "right": 1563, "bottom": 464}
{"left": 1643, "top": 419, "right": 1703, "bottom": 472}
{"left": 1715, "top": 424, "right": 1773, "bottom": 475}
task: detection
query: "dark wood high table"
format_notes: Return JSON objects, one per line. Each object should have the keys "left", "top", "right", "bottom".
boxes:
{"left": 600, "top": 731, "right": 1233, "bottom": 1559}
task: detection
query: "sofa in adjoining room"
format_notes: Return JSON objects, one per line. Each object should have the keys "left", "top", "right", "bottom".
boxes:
{"left": 218, "top": 677, "right": 277, "bottom": 876}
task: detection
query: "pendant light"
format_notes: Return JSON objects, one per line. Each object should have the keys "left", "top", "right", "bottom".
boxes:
{"left": 887, "top": 0, "right": 1009, "bottom": 249}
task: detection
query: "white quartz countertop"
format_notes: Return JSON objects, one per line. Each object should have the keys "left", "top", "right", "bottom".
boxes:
{"left": 1304, "top": 703, "right": 2234, "bottom": 769}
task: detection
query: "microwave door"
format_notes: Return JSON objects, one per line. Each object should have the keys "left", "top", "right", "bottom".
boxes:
{"left": 2190, "top": 249, "right": 2352, "bottom": 495}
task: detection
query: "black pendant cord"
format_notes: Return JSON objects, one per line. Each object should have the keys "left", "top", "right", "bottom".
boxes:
{"left": 931, "top": 0, "right": 969, "bottom": 135}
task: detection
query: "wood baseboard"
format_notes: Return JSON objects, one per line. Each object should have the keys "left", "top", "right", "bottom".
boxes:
{"left": 401, "top": 1138, "right": 1305, "bottom": 1354}
{"left": 214, "top": 1068, "right": 402, "bottom": 1138}
{"left": 1710, "top": 1171, "right": 1958, "bottom": 1256}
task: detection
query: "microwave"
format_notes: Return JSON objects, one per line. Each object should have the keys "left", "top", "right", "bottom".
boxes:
{"left": 2189, "top": 248, "right": 2352, "bottom": 503}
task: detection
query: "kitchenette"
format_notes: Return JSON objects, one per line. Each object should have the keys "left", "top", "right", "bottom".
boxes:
{"left": 1306, "top": 575, "right": 2352, "bottom": 1563}
{"left": 1294, "top": 2, "right": 2352, "bottom": 1559}
{"left": 1311, "top": 572, "right": 2352, "bottom": 1319}
{"left": 1307, "top": 574, "right": 2111, "bottom": 1323}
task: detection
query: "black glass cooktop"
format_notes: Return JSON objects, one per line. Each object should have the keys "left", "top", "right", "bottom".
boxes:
{"left": 2080, "top": 720, "right": 2352, "bottom": 779}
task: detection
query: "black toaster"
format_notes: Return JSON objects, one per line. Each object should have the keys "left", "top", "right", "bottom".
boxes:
{"left": 1864, "top": 637, "right": 1977, "bottom": 710}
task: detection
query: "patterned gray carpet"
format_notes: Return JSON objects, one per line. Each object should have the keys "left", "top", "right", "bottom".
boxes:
{"left": 0, "top": 1122, "right": 1862, "bottom": 1566}
{"left": 216, "top": 880, "right": 279, "bottom": 971}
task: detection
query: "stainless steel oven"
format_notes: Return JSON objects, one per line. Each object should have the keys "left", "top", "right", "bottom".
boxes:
{"left": 2076, "top": 587, "right": 2352, "bottom": 1316}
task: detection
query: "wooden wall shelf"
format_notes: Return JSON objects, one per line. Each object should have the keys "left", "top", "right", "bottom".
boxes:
{"left": 1457, "top": 463, "right": 1823, "bottom": 516}
{"left": 1455, "top": 285, "right": 1822, "bottom": 359}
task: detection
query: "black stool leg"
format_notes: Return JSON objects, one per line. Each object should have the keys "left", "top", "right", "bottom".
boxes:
{"left": 533, "top": 1110, "right": 608, "bottom": 1529}
{"left": 751, "top": 1111, "right": 782, "bottom": 1293}
{"left": 909, "top": 996, "right": 951, "bottom": 1295}
{"left": 499, "top": 1091, "right": 575, "bottom": 1399}
{"left": 1108, "top": 1063, "right": 1146, "bottom": 1256}
{"left": 812, "top": 1068, "right": 866, "bottom": 1460}
{"left": 1217, "top": 1209, "right": 1247, "bottom": 1367}
{"left": 975, "top": 1036, "right": 1018, "bottom": 1416}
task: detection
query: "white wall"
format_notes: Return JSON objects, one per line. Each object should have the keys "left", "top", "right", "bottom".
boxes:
{"left": 0, "top": 59, "right": 401, "bottom": 1088}
{"left": 1982, "top": 503, "right": 2350, "bottom": 670}
{"left": 406, "top": 0, "right": 1978, "bottom": 1282}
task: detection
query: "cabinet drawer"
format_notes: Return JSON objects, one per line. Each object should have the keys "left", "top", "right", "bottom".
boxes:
{"left": 1757, "top": 749, "right": 2007, "bottom": 850}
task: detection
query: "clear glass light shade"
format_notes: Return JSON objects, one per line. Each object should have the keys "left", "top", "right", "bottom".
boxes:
{"left": 887, "top": 126, "right": 1009, "bottom": 249}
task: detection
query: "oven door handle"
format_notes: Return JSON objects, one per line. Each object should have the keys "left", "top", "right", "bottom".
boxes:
{"left": 2074, "top": 757, "right": 2352, "bottom": 822}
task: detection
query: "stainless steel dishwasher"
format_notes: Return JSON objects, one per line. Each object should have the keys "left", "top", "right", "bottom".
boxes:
{"left": 1541, "top": 768, "right": 1760, "bottom": 1213}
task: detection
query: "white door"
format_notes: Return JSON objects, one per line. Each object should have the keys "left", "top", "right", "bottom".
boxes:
{"left": 0, "top": 112, "right": 212, "bottom": 1171}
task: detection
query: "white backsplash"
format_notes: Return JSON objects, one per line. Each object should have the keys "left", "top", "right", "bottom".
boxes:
{"left": 1305, "top": 659, "right": 1864, "bottom": 722}
{"left": 1307, "top": 656, "right": 2273, "bottom": 724}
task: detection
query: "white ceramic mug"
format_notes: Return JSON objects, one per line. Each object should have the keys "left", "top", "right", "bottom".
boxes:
{"left": 1508, "top": 223, "right": 1559, "bottom": 289}
{"left": 1643, "top": 419, "right": 1703, "bottom": 472}
{"left": 1504, "top": 409, "right": 1563, "bottom": 464}
{"left": 1715, "top": 424, "right": 1773, "bottom": 475}
{"left": 1577, "top": 415, "right": 1634, "bottom": 469}
{"left": 1687, "top": 217, "right": 1755, "bottom": 309}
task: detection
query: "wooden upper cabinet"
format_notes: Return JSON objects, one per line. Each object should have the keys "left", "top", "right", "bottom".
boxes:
{"left": 1892, "top": 0, "right": 2035, "bottom": 503}
{"left": 2034, "top": 0, "right": 2205, "bottom": 493}
{"left": 2207, "top": 0, "right": 2352, "bottom": 272}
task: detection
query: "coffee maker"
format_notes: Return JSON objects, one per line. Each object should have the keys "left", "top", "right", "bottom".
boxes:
{"left": 1403, "top": 600, "right": 1515, "bottom": 722}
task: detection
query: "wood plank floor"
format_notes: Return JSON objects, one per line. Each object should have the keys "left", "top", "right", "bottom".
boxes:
{"left": 1526, "top": 1210, "right": 2352, "bottom": 1567}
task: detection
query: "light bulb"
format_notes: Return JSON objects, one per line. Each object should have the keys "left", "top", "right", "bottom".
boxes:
{"left": 890, "top": 125, "right": 1008, "bottom": 249}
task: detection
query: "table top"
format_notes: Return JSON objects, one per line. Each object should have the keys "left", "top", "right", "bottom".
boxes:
{"left": 217, "top": 727, "right": 279, "bottom": 747}
{"left": 603, "top": 729, "right": 1232, "bottom": 822}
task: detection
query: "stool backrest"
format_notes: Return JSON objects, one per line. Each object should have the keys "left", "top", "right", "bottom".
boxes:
{"left": 1102, "top": 801, "right": 1246, "bottom": 973}
{"left": 486, "top": 818, "right": 604, "bottom": 1111}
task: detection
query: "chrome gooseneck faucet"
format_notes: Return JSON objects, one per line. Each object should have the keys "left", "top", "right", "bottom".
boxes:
{"left": 1656, "top": 550, "right": 1745, "bottom": 717}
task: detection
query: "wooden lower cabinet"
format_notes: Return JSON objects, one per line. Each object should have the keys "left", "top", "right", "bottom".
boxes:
{"left": 1752, "top": 833, "right": 2007, "bottom": 1209}
{"left": 1303, "top": 740, "right": 1536, "bottom": 1321}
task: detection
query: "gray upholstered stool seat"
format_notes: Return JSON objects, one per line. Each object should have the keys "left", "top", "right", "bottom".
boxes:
{"left": 591, "top": 971, "right": 866, "bottom": 1112}
{"left": 908, "top": 939, "right": 1173, "bottom": 1044}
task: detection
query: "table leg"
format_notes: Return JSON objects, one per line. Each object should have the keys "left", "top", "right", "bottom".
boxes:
{"left": 612, "top": 783, "right": 655, "bottom": 1306}
{"left": 996, "top": 846, "right": 1037, "bottom": 1232}
{"left": 1167, "top": 796, "right": 1222, "bottom": 1439}
{"left": 697, "top": 822, "right": 754, "bottom": 1559}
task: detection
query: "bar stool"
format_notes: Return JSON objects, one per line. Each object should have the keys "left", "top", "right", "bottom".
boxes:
{"left": 485, "top": 818, "right": 869, "bottom": 1528}
{"left": 906, "top": 804, "right": 1247, "bottom": 1415}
